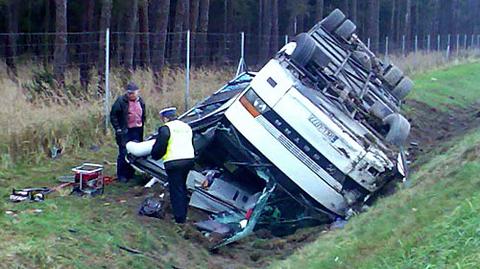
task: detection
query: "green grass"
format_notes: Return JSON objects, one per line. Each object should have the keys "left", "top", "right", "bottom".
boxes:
{"left": 0, "top": 141, "right": 210, "bottom": 268}
{"left": 270, "top": 62, "right": 480, "bottom": 269}
{"left": 408, "top": 61, "right": 480, "bottom": 110}
{"left": 271, "top": 128, "right": 480, "bottom": 269}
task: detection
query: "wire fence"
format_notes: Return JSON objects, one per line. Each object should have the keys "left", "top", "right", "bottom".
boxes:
{"left": 1, "top": 31, "right": 480, "bottom": 72}
{"left": 1, "top": 30, "right": 479, "bottom": 128}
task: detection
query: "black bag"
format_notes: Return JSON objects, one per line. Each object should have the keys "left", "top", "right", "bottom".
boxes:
{"left": 138, "top": 197, "right": 164, "bottom": 218}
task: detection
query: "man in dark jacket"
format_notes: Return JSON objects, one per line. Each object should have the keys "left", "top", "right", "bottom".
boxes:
{"left": 110, "top": 82, "right": 146, "bottom": 182}
{"left": 151, "top": 107, "right": 195, "bottom": 223}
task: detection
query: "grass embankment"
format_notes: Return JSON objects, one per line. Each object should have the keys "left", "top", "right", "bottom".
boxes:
{"left": 409, "top": 61, "right": 480, "bottom": 109}
{"left": 270, "top": 62, "right": 480, "bottom": 268}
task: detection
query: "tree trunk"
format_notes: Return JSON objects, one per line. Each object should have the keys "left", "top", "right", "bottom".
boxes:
{"left": 148, "top": 0, "right": 159, "bottom": 61}
{"left": 350, "top": 0, "right": 357, "bottom": 23}
{"left": 395, "top": 0, "right": 402, "bottom": 43}
{"left": 414, "top": 1, "right": 419, "bottom": 39}
{"left": 138, "top": 0, "right": 151, "bottom": 68}
{"left": 287, "top": 11, "right": 295, "bottom": 36}
{"left": 124, "top": 0, "right": 138, "bottom": 71}
{"left": 115, "top": 11, "right": 123, "bottom": 65}
{"left": 261, "top": 0, "right": 272, "bottom": 62}
{"left": 54, "top": 0, "right": 67, "bottom": 86}
{"left": 404, "top": 0, "right": 411, "bottom": 51}
{"left": 451, "top": 0, "right": 459, "bottom": 35}
{"left": 367, "top": 0, "right": 380, "bottom": 52}
{"left": 151, "top": 0, "right": 170, "bottom": 90}
{"left": 227, "top": 0, "right": 234, "bottom": 32}
{"left": 341, "top": 0, "right": 349, "bottom": 16}
{"left": 316, "top": 0, "right": 324, "bottom": 21}
{"left": 296, "top": 12, "right": 305, "bottom": 33}
{"left": 190, "top": 0, "right": 200, "bottom": 31}
{"left": 432, "top": 0, "right": 440, "bottom": 36}
{"left": 44, "top": 0, "right": 51, "bottom": 67}
{"left": 26, "top": 0, "right": 32, "bottom": 51}
{"left": 390, "top": 0, "right": 396, "bottom": 42}
{"left": 222, "top": 0, "right": 228, "bottom": 62}
{"left": 198, "top": 0, "right": 209, "bottom": 64}
{"left": 98, "top": 0, "right": 112, "bottom": 94}
{"left": 258, "top": 0, "right": 263, "bottom": 65}
{"left": 6, "top": 0, "right": 19, "bottom": 75}
{"left": 80, "top": 0, "right": 95, "bottom": 90}
{"left": 172, "top": 0, "right": 187, "bottom": 64}
{"left": 271, "top": 0, "right": 279, "bottom": 53}
{"left": 190, "top": 0, "right": 200, "bottom": 62}
{"left": 471, "top": 0, "right": 480, "bottom": 34}
{"left": 439, "top": 0, "right": 453, "bottom": 36}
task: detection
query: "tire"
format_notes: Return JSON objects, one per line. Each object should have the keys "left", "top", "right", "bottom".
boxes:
{"left": 335, "top": 19, "right": 357, "bottom": 41}
{"left": 311, "top": 46, "right": 331, "bottom": 68}
{"left": 369, "top": 101, "right": 393, "bottom": 120}
{"left": 291, "top": 33, "right": 319, "bottom": 68}
{"left": 392, "top": 77, "right": 414, "bottom": 100}
{"left": 383, "top": 113, "right": 410, "bottom": 146}
{"left": 383, "top": 64, "right": 404, "bottom": 87}
{"left": 321, "top": 9, "right": 346, "bottom": 32}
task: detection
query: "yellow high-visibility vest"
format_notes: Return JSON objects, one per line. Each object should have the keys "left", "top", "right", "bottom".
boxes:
{"left": 162, "top": 120, "right": 195, "bottom": 162}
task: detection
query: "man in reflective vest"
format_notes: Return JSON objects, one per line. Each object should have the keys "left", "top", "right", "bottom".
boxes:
{"left": 151, "top": 107, "right": 195, "bottom": 223}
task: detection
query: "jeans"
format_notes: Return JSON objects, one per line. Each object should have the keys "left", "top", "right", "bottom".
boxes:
{"left": 116, "top": 127, "right": 143, "bottom": 180}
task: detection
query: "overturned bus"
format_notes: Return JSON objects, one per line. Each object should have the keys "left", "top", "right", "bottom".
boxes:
{"left": 126, "top": 9, "right": 412, "bottom": 248}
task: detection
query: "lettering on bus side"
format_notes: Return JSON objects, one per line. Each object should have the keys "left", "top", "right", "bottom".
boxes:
{"left": 308, "top": 114, "right": 339, "bottom": 143}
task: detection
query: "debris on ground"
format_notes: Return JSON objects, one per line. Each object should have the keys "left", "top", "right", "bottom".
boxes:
{"left": 9, "top": 187, "right": 50, "bottom": 203}
{"left": 138, "top": 196, "right": 165, "bottom": 219}
{"left": 329, "top": 218, "right": 348, "bottom": 230}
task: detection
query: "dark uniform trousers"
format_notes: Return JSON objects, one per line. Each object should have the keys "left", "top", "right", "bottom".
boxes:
{"left": 165, "top": 159, "right": 195, "bottom": 223}
{"left": 116, "top": 127, "right": 143, "bottom": 180}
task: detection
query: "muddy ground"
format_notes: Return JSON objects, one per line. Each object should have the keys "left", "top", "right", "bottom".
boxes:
{"left": 116, "top": 100, "right": 480, "bottom": 269}
{"left": 406, "top": 100, "right": 480, "bottom": 167}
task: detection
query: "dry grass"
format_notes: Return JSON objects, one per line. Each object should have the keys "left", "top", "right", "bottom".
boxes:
{"left": 0, "top": 49, "right": 478, "bottom": 166}
{"left": 0, "top": 62, "right": 233, "bottom": 167}
{"left": 388, "top": 48, "right": 480, "bottom": 75}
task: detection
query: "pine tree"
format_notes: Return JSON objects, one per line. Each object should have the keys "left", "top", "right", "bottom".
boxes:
{"left": 367, "top": 0, "right": 380, "bottom": 52}
{"left": 54, "top": 0, "right": 67, "bottom": 85}
{"left": 124, "top": 0, "right": 138, "bottom": 71}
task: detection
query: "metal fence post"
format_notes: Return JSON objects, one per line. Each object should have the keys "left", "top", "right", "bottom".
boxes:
{"left": 285, "top": 35, "right": 288, "bottom": 46}
{"left": 464, "top": 34, "right": 467, "bottom": 49}
{"left": 385, "top": 36, "right": 389, "bottom": 57}
{"left": 104, "top": 28, "right": 110, "bottom": 131}
{"left": 447, "top": 34, "right": 451, "bottom": 51}
{"left": 456, "top": 34, "right": 460, "bottom": 56}
{"left": 471, "top": 34, "right": 474, "bottom": 48}
{"left": 294, "top": 17, "right": 298, "bottom": 34}
{"left": 437, "top": 34, "right": 441, "bottom": 51}
{"left": 236, "top": 32, "right": 247, "bottom": 76}
{"left": 402, "top": 35, "right": 405, "bottom": 56}
{"left": 241, "top": 32, "right": 245, "bottom": 60}
{"left": 446, "top": 44, "right": 450, "bottom": 60}
{"left": 367, "top": 37, "right": 371, "bottom": 49}
{"left": 185, "top": 30, "right": 191, "bottom": 111}
{"left": 414, "top": 35, "right": 418, "bottom": 53}
{"left": 427, "top": 34, "right": 431, "bottom": 53}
